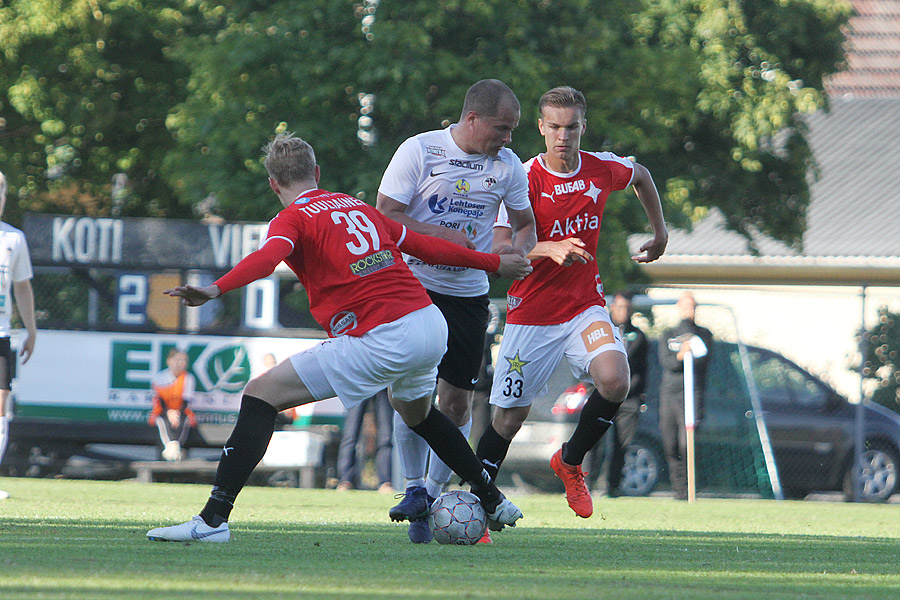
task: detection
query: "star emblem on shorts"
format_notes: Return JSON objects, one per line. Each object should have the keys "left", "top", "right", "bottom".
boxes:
{"left": 585, "top": 181, "right": 603, "bottom": 204}
{"left": 504, "top": 351, "right": 529, "bottom": 375}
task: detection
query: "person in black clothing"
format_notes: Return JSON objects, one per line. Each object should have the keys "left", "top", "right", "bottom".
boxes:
{"left": 600, "top": 292, "right": 649, "bottom": 496}
{"left": 335, "top": 389, "right": 394, "bottom": 493}
{"left": 658, "top": 292, "right": 713, "bottom": 500}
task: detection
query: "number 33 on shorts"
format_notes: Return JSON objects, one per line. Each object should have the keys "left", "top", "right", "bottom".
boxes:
{"left": 500, "top": 350, "right": 529, "bottom": 400}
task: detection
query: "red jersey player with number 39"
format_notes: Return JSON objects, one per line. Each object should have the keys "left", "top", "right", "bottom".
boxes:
{"left": 146, "top": 133, "right": 529, "bottom": 543}
{"left": 473, "top": 87, "right": 668, "bottom": 519}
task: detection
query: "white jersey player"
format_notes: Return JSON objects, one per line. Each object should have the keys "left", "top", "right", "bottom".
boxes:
{"left": 0, "top": 171, "right": 37, "bottom": 501}
{"left": 377, "top": 79, "right": 536, "bottom": 544}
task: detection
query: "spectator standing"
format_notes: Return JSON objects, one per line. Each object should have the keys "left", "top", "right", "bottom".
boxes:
{"left": 658, "top": 292, "right": 714, "bottom": 500}
{"left": 336, "top": 389, "right": 393, "bottom": 493}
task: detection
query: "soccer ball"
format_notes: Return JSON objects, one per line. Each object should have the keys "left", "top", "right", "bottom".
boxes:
{"left": 428, "top": 490, "right": 487, "bottom": 545}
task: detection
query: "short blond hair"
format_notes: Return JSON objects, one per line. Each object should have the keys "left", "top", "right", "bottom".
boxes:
{"left": 262, "top": 133, "right": 316, "bottom": 186}
{"left": 539, "top": 86, "right": 587, "bottom": 118}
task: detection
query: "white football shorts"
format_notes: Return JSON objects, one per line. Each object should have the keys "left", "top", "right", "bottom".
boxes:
{"left": 290, "top": 304, "right": 448, "bottom": 408}
{"left": 490, "top": 305, "right": 626, "bottom": 409}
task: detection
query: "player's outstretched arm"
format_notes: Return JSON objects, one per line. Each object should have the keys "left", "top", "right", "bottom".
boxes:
{"left": 377, "top": 193, "right": 475, "bottom": 248}
{"left": 629, "top": 162, "right": 668, "bottom": 264}
{"left": 397, "top": 225, "right": 532, "bottom": 279}
{"left": 164, "top": 237, "right": 293, "bottom": 306}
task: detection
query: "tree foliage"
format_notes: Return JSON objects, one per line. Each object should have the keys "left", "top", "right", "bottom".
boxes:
{"left": 0, "top": 0, "right": 205, "bottom": 220}
{"left": 0, "top": 0, "right": 851, "bottom": 277}
{"left": 862, "top": 308, "right": 900, "bottom": 413}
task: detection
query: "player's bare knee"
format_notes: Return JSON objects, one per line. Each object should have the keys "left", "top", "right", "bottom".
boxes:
{"left": 393, "top": 396, "right": 430, "bottom": 427}
{"left": 242, "top": 379, "right": 279, "bottom": 408}
{"left": 436, "top": 390, "right": 472, "bottom": 425}
{"left": 492, "top": 406, "right": 528, "bottom": 439}
{"left": 595, "top": 375, "right": 629, "bottom": 404}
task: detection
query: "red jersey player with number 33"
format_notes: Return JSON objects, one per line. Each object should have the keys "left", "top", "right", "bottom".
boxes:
{"left": 473, "top": 87, "right": 668, "bottom": 520}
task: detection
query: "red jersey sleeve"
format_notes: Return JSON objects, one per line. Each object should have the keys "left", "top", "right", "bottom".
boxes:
{"left": 214, "top": 237, "right": 294, "bottom": 294}
{"left": 380, "top": 216, "right": 501, "bottom": 273}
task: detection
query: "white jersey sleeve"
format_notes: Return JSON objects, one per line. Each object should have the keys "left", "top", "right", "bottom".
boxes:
{"left": 11, "top": 233, "right": 33, "bottom": 283}
{"left": 500, "top": 151, "right": 531, "bottom": 212}
{"left": 494, "top": 204, "right": 511, "bottom": 229}
{"left": 378, "top": 137, "right": 425, "bottom": 206}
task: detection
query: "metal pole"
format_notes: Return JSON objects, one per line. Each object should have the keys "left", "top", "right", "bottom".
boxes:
{"left": 853, "top": 286, "right": 867, "bottom": 501}
{"left": 684, "top": 348, "right": 697, "bottom": 503}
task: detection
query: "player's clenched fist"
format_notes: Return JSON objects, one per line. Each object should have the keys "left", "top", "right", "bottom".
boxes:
{"left": 496, "top": 253, "right": 532, "bottom": 280}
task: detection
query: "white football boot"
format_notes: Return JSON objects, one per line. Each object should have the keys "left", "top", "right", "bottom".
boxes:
{"left": 147, "top": 516, "right": 230, "bottom": 542}
{"left": 486, "top": 497, "right": 523, "bottom": 530}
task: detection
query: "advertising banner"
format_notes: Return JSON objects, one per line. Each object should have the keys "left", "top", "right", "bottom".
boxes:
{"left": 13, "top": 330, "right": 343, "bottom": 424}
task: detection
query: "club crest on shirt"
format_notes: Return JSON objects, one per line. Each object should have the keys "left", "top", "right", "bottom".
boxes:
{"left": 482, "top": 175, "right": 498, "bottom": 190}
{"left": 507, "top": 295, "right": 522, "bottom": 310}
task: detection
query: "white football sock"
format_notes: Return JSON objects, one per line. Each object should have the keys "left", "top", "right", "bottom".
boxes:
{"left": 0, "top": 417, "right": 8, "bottom": 464}
{"left": 393, "top": 410, "right": 428, "bottom": 487}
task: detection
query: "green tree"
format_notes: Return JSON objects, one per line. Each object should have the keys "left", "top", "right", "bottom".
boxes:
{"left": 862, "top": 308, "right": 900, "bottom": 413}
{"left": 160, "top": 0, "right": 371, "bottom": 221}
{"left": 0, "top": 0, "right": 851, "bottom": 281}
{"left": 360, "top": 0, "right": 850, "bottom": 287}
{"left": 0, "top": 0, "right": 204, "bottom": 221}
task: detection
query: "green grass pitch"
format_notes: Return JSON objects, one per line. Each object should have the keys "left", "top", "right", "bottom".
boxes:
{"left": 1, "top": 477, "right": 899, "bottom": 599}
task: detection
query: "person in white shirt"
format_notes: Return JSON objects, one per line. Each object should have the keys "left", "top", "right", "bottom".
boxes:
{"left": 377, "top": 79, "right": 537, "bottom": 543}
{"left": 0, "top": 171, "right": 37, "bottom": 501}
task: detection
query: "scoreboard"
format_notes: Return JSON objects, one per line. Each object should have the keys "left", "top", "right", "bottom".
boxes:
{"left": 24, "top": 213, "right": 284, "bottom": 331}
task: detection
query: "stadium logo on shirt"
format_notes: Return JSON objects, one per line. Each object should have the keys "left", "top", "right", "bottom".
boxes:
{"left": 449, "top": 158, "right": 484, "bottom": 171}
{"left": 330, "top": 311, "right": 358, "bottom": 336}
{"left": 453, "top": 179, "right": 470, "bottom": 195}
{"left": 482, "top": 175, "right": 497, "bottom": 190}
{"left": 349, "top": 249, "right": 395, "bottom": 277}
{"left": 426, "top": 145, "right": 446, "bottom": 157}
